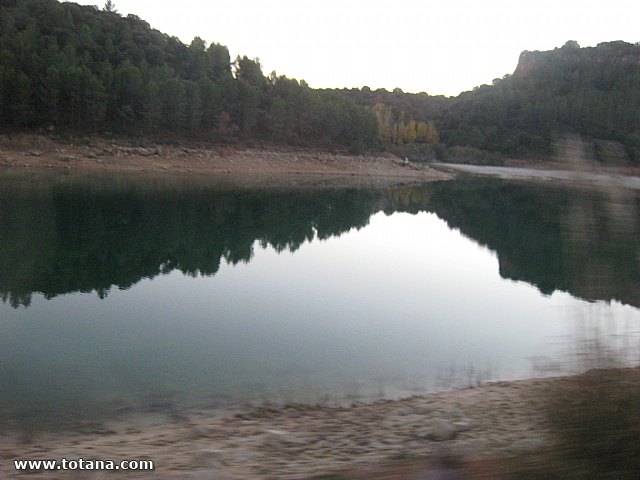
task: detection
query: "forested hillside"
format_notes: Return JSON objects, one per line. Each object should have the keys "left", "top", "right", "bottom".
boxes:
{"left": 337, "top": 41, "right": 640, "bottom": 164}
{"left": 1, "top": 1, "right": 639, "bottom": 163}
{"left": 440, "top": 41, "right": 640, "bottom": 162}
{"left": 0, "top": 0, "right": 377, "bottom": 150}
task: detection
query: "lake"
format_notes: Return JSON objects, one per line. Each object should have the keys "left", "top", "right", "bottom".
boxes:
{"left": 1, "top": 171, "right": 639, "bottom": 432}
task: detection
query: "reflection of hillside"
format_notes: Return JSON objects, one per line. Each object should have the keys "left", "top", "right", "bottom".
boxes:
{"left": 425, "top": 179, "right": 640, "bottom": 308}
{"left": 0, "top": 175, "right": 381, "bottom": 307}
{"left": 2, "top": 175, "right": 639, "bottom": 309}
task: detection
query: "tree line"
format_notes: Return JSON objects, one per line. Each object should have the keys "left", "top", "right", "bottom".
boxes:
{"left": 0, "top": 0, "right": 377, "bottom": 150}
{"left": 1, "top": 1, "right": 639, "bottom": 163}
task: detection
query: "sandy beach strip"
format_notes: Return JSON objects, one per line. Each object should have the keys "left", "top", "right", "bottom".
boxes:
{"left": 1, "top": 375, "right": 573, "bottom": 479}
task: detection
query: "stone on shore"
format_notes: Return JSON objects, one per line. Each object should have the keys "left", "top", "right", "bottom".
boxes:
{"left": 417, "top": 419, "right": 458, "bottom": 441}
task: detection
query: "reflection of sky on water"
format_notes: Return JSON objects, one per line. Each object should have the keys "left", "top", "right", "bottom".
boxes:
{"left": 4, "top": 210, "right": 638, "bottom": 428}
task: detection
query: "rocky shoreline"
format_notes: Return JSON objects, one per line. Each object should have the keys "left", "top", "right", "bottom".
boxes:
{"left": 0, "top": 135, "right": 451, "bottom": 187}
{"left": 1, "top": 375, "right": 568, "bottom": 479}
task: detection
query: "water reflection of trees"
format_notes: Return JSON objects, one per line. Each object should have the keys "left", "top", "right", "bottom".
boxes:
{"left": 427, "top": 178, "right": 640, "bottom": 308}
{"left": 0, "top": 177, "right": 381, "bottom": 307}
{"left": 1, "top": 175, "right": 638, "bottom": 308}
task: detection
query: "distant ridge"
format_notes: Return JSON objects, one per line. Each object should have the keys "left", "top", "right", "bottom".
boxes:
{"left": 336, "top": 41, "right": 640, "bottom": 164}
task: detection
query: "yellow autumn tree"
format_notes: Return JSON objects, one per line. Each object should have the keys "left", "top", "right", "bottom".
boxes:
{"left": 373, "top": 105, "right": 439, "bottom": 145}
{"left": 416, "top": 121, "right": 439, "bottom": 143}
{"left": 372, "top": 103, "right": 394, "bottom": 143}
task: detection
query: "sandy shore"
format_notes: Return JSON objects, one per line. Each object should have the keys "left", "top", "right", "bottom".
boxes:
{"left": 434, "top": 162, "right": 640, "bottom": 190}
{"left": 1, "top": 375, "right": 571, "bottom": 479}
{"left": 0, "top": 137, "right": 451, "bottom": 187}
{"left": 5, "top": 135, "right": 640, "bottom": 190}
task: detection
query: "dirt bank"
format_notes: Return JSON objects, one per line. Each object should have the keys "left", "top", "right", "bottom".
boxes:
{"left": 0, "top": 136, "right": 451, "bottom": 187}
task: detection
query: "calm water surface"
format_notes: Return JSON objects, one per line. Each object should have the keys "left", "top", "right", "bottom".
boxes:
{"left": 1, "top": 172, "right": 639, "bottom": 430}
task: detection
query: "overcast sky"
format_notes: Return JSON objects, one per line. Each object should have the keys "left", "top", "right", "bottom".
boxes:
{"left": 74, "top": 0, "right": 639, "bottom": 97}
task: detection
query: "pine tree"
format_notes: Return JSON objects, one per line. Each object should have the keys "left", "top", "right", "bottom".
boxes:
{"left": 103, "top": 1, "right": 116, "bottom": 13}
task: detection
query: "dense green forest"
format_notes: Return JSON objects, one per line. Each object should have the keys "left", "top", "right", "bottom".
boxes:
{"left": 1, "top": 0, "right": 639, "bottom": 162}
{"left": 0, "top": 0, "right": 377, "bottom": 150}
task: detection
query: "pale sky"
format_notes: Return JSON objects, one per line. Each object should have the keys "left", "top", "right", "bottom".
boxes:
{"left": 74, "top": 0, "right": 639, "bottom": 97}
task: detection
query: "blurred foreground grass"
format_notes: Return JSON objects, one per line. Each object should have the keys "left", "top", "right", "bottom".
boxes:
{"left": 508, "top": 367, "right": 640, "bottom": 480}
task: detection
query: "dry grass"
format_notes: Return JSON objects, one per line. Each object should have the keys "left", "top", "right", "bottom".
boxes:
{"left": 0, "top": 133, "right": 58, "bottom": 151}
{"left": 539, "top": 367, "right": 640, "bottom": 478}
